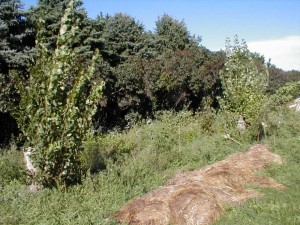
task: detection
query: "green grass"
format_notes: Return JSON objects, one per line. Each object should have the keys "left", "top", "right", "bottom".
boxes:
{"left": 213, "top": 110, "right": 300, "bottom": 225}
{"left": 0, "top": 109, "right": 299, "bottom": 224}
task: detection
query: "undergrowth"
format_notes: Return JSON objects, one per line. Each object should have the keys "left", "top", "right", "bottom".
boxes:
{"left": 0, "top": 108, "right": 299, "bottom": 224}
{"left": 213, "top": 109, "right": 300, "bottom": 225}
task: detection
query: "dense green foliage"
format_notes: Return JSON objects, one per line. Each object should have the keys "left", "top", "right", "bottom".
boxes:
{"left": 1, "top": 108, "right": 299, "bottom": 224}
{"left": 0, "top": 0, "right": 35, "bottom": 110}
{"left": 1, "top": 0, "right": 299, "bottom": 143}
{"left": 219, "top": 36, "right": 269, "bottom": 125}
{"left": 0, "top": 0, "right": 36, "bottom": 143}
{"left": 15, "top": 0, "right": 104, "bottom": 188}
{"left": 268, "top": 66, "right": 300, "bottom": 94}
{"left": 0, "top": 143, "right": 25, "bottom": 184}
{"left": 101, "top": 13, "right": 144, "bottom": 66}
{"left": 155, "top": 14, "right": 198, "bottom": 51}
{"left": 29, "top": 0, "right": 92, "bottom": 56}
{"left": 267, "top": 81, "right": 300, "bottom": 111}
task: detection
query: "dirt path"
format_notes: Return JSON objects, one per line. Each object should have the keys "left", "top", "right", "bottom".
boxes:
{"left": 114, "top": 144, "right": 284, "bottom": 225}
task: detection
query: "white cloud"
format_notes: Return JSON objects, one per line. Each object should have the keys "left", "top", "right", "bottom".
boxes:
{"left": 248, "top": 36, "right": 300, "bottom": 71}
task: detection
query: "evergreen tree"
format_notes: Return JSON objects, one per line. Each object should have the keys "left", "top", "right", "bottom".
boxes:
{"left": 155, "top": 14, "right": 199, "bottom": 52}
{"left": 101, "top": 13, "right": 144, "bottom": 66}
{"left": 0, "top": 0, "right": 35, "bottom": 144}
{"left": 30, "top": 0, "right": 72, "bottom": 50}
{"left": 138, "top": 31, "right": 160, "bottom": 59}
{"left": 0, "top": 0, "right": 35, "bottom": 112}
{"left": 0, "top": 0, "right": 35, "bottom": 73}
{"left": 29, "top": 0, "right": 94, "bottom": 59}
{"left": 84, "top": 14, "right": 106, "bottom": 52}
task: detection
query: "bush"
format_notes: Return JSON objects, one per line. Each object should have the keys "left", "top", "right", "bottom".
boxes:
{"left": 0, "top": 145, "right": 25, "bottom": 185}
{"left": 81, "top": 133, "right": 135, "bottom": 174}
{"left": 14, "top": 1, "right": 104, "bottom": 188}
{"left": 219, "top": 36, "right": 269, "bottom": 125}
{"left": 268, "top": 81, "right": 300, "bottom": 109}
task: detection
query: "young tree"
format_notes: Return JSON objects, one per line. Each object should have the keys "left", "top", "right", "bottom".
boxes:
{"left": 219, "top": 35, "right": 269, "bottom": 125}
{"left": 16, "top": 0, "right": 104, "bottom": 188}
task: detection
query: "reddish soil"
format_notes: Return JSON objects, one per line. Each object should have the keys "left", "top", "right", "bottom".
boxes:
{"left": 114, "top": 144, "right": 284, "bottom": 225}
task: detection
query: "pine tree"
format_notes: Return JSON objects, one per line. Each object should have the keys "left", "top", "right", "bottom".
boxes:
{"left": 155, "top": 14, "right": 199, "bottom": 52}
{"left": 0, "top": 0, "right": 35, "bottom": 144}
{"left": 0, "top": 0, "right": 35, "bottom": 112}
{"left": 101, "top": 13, "right": 144, "bottom": 66}
{"left": 29, "top": 0, "right": 93, "bottom": 59}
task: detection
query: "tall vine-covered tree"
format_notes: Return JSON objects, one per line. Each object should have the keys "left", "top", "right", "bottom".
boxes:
{"left": 16, "top": 0, "right": 104, "bottom": 188}
{"left": 219, "top": 36, "right": 269, "bottom": 125}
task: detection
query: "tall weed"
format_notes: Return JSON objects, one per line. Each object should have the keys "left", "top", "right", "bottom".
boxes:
{"left": 0, "top": 144, "right": 25, "bottom": 186}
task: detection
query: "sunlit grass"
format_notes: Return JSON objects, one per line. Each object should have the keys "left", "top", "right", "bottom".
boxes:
{"left": 0, "top": 109, "right": 299, "bottom": 225}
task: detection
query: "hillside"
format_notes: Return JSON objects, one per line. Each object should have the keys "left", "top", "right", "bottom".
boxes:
{"left": 1, "top": 108, "right": 300, "bottom": 224}
{"left": 0, "top": 1, "right": 300, "bottom": 224}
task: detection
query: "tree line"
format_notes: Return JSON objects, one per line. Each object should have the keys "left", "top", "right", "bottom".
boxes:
{"left": 1, "top": 0, "right": 299, "bottom": 145}
{"left": 0, "top": 0, "right": 299, "bottom": 187}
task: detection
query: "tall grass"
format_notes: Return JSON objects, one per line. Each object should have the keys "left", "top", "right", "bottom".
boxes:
{"left": 0, "top": 108, "right": 299, "bottom": 224}
{"left": 214, "top": 109, "right": 300, "bottom": 225}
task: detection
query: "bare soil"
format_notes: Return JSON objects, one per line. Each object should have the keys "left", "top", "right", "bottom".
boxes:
{"left": 114, "top": 144, "right": 284, "bottom": 225}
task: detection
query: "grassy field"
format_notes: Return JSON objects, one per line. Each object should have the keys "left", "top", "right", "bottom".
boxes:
{"left": 213, "top": 110, "right": 300, "bottom": 225}
{"left": 0, "top": 108, "right": 299, "bottom": 225}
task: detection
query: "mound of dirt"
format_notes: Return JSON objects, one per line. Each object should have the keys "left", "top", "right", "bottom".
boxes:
{"left": 114, "top": 144, "right": 284, "bottom": 225}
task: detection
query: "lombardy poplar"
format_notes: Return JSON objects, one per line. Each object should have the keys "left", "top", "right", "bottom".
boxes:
{"left": 219, "top": 35, "right": 269, "bottom": 125}
{"left": 16, "top": 0, "right": 104, "bottom": 188}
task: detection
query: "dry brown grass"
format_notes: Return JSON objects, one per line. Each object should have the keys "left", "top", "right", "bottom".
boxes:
{"left": 114, "top": 144, "right": 284, "bottom": 225}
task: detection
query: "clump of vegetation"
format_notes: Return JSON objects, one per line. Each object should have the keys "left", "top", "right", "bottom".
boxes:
{"left": 219, "top": 35, "right": 269, "bottom": 125}
{"left": 268, "top": 81, "right": 300, "bottom": 109}
{"left": 0, "top": 143, "right": 26, "bottom": 186}
{"left": 14, "top": 0, "right": 104, "bottom": 188}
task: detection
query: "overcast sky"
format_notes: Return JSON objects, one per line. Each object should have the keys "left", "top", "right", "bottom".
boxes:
{"left": 23, "top": 0, "right": 300, "bottom": 70}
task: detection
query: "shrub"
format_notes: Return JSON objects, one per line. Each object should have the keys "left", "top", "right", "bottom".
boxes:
{"left": 14, "top": 0, "right": 104, "bottom": 188}
{"left": 81, "top": 133, "right": 135, "bottom": 174}
{"left": 219, "top": 35, "right": 269, "bottom": 125}
{"left": 268, "top": 81, "right": 300, "bottom": 108}
{"left": 0, "top": 145, "right": 25, "bottom": 185}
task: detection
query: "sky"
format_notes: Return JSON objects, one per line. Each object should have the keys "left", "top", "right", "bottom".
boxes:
{"left": 23, "top": 0, "right": 300, "bottom": 71}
